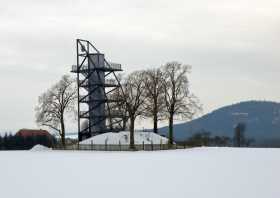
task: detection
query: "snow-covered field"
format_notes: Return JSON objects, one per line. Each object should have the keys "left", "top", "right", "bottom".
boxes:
{"left": 0, "top": 147, "right": 279, "bottom": 198}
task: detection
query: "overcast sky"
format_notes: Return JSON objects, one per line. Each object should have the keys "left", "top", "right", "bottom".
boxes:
{"left": 0, "top": 0, "right": 279, "bottom": 133}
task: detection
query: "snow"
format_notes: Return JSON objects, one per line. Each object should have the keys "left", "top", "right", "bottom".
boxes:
{"left": 80, "top": 131, "right": 169, "bottom": 145}
{"left": 0, "top": 147, "right": 279, "bottom": 198}
{"left": 30, "top": 144, "right": 51, "bottom": 151}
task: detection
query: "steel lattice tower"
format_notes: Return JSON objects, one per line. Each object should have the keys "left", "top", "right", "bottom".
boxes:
{"left": 71, "top": 39, "right": 126, "bottom": 141}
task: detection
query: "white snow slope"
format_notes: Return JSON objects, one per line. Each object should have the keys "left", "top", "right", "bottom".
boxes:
{"left": 30, "top": 144, "right": 51, "bottom": 151}
{"left": 0, "top": 147, "right": 279, "bottom": 198}
{"left": 80, "top": 131, "right": 169, "bottom": 145}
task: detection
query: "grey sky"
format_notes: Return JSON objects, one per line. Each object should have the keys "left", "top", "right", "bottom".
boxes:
{"left": 0, "top": 0, "right": 279, "bottom": 132}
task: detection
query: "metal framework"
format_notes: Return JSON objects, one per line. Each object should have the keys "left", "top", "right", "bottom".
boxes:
{"left": 71, "top": 39, "right": 126, "bottom": 141}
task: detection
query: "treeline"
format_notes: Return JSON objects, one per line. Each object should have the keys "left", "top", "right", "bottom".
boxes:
{"left": 113, "top": 62, "right": 201, "bottom": 149}
{"left": 177, "top": 126, "right": 254, "bottom": 147}
{"left": 179, "top": 132, "right": 231, "bottom": 147}
{"left": 0, "top": 133, "right": 56, "bottom": 150}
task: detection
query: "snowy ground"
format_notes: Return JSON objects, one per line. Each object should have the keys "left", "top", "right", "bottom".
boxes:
{"left": 0, "top": 147, "right": 279, "bottom": 198}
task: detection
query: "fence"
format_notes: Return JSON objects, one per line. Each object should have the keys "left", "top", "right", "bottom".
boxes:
{"left": 54, "top": 142, "right": 187, "bottom": 151}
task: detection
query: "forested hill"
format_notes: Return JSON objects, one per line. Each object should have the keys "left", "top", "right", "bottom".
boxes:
{"left": 159, "top": 101, "right": 280, "bottom": 145}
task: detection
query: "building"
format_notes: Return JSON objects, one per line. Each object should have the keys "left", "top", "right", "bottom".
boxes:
{"left": 16, "top": 129, "right": 52, "bottom": 140}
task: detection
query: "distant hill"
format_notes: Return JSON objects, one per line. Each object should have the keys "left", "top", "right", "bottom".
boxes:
{"left": 159, "top": 101, "right": 280, "bottom": 146}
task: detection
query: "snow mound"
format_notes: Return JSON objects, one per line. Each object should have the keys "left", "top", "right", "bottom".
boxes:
{"left": 30, "top": 144, "right": 51, "bottom": 151}
{"left": 80, "top": 131, "right": 168, "bottom": 145}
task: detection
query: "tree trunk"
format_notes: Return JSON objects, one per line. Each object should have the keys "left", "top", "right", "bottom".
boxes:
{"left": 168, "top": 113, "right": 174, "bottom": 147}
{"left": 129, "top": 116, "right": 135, "bottom": 150}
{"left": 153, "top": 113, "right": 158, "bottom": 134}
{"left": 61, "top": 117, "right": 66, "bottom": 148}
{"left": 153, "top": 97, "right": 158, "bottom": 134}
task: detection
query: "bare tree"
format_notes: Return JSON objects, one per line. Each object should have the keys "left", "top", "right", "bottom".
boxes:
{"left": 142, "top": 68, "right": 165, "bottom": 133}
{"left": 123, "top": 71, "right": 146, "bottom": 149}
{"left": 35, "top": 75, "right": 77, "bottom": 147}
{"left": 162, "top": 61, "right": 201, "bottom": 145}
{"left": 107, "top": 74, "right": 129, "bottom": 130}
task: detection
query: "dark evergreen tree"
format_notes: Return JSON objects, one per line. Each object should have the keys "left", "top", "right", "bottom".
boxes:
{"left": 234, "top": 122, "right": 246, "bottom": 147}
{"left": 3, "top": 133, "right": 9, "bottom": 150}
{"left": 0, "top": 135, "right": 2, "bottom": 150}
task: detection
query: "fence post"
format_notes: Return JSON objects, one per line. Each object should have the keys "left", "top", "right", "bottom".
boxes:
{"left": 160, "top": 139, "right": 162, "bottom": 150}
{"left": 119, "top": 140, "right": 121, "bottom": 151}
{"left": 105, "top": 140, "right": 107, "bottom": 151}
{"left": 91, "top": 140, "right": 93, "bottom": 150}
{"left": 151, "top": 140, "right": 153, "bottom": 151}
{"left": 77, "top": 141, "right": 80, "bottom": 150}
{"left": 142, "top": 141, "right": 144, "bottom": 151}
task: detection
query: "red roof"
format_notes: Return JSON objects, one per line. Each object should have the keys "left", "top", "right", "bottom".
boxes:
{"left": 16, "top": 129, "right": 52, "bottom": 138}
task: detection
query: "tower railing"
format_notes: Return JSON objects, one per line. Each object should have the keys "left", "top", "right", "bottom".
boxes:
{"left": 79, "top": 110, "right": 124, "bottom": 118}
{"left": 71, "top": 62, "right": 121, "bottom": 72}
{"left": 79, "top": 79, "right": 117, "bottom": 87}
